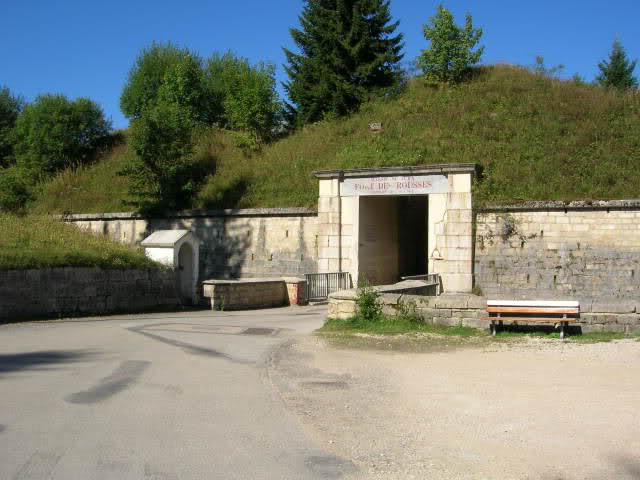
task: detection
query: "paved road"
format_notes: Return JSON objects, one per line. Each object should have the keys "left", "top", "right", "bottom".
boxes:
{"left": 0, "top": 306, "right": 356, "bottom": 480}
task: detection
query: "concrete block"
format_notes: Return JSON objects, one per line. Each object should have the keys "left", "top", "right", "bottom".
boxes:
{"left": 379, "top": 293, "right": 402, "bottom": 305}
{"left": 446, "top": 209, "right": 473, "bottom": 223}
{"left": 461, "top": 318, "right": 487, "bottom": 329}
{"left": 613, "top": 314, "right": 640, "bottom": 325}
{"left": 601, "top": 324, "right": 627, "bottom": 333}
{"left": 435, "top": 316, "right": 462, "bottom": 327}
{"left": 467, "top": 295, "right": 487, "bottom": 309}
{"left": 319, "top": 179, "right": 338, "bottom": 197}
{"left": 449, "top": 173, "right": 472, "bottom": 193}
{"left": 580, "top": 323, "right": 604, "bottom": 333}
{"left": 419, "top": 307, "right": 451, "bottom": 318}
{"left": 435, "top": 295, "right": 470, "bottom": 309}
{"left": 626, "top": 323, "right": 640, "bottom": 333}
{"left": 442, "top": 273, "right": 473, "bottom": 293}
{"left": 592, "top": 299, "right": 636, "bottom": 313}
{"left": 442, "top": 247, "right": 473, "bottom": 261}
{"left": 447, "top": 192, "right": 472, "bottom": 210}
{"left": 444, "top": 222, "right": 473, "bottom": 236}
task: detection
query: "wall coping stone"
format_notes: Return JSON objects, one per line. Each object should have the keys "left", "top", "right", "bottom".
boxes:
{"left": 480, "top": 199, "right": 640, "bottom": 212}
{"left": 313, "top": 163, "right": 478, "bottom": 179}
{"left": 60, "top": 208, "right": 318, "bottom": 222}
{"left": 328, "top": 279, "right": 435, "bottom": 301}
{"left": 202, "top": 278, "right": 290, "bottom": 286}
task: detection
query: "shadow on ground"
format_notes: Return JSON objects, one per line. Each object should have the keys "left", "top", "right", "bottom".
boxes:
{"left": 0, "top": 350, "right": 96, "bottom": 375}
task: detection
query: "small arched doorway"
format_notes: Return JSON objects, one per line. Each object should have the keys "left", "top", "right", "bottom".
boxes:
{"left": 178, "top": 242, "right": 194, "bottom": 304}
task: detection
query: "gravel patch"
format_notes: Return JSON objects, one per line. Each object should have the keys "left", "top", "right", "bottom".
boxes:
{"left": 269, "top": 335, "right": 640, "bottom": 480}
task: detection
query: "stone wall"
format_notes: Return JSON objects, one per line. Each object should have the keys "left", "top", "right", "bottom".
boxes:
{"left": 65, "top": 209, "right": 319, "bottom": 283}
{"left": 202, "top": 277, "right": 307, "bottom": 310}
{"left": 475, "top": 201, "right": 640, "bottom": 301}
{"left": 0, "top": 268, "right": 179, "bottom": 321}
{"left": 328, "top": 292, "right": 640, "bottom": 333}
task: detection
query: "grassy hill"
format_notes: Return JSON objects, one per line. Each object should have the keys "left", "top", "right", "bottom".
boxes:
{"left": 30, "top": 65, "right": 640, "bottom": 214}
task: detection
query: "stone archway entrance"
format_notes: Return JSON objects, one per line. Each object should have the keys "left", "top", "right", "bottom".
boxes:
{"left": 313, "top": 164, "right": 476, "bottom": 293}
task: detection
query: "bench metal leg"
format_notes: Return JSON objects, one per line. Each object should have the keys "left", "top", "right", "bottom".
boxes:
{"left": 491, "top": 321, "right": 496, "bottom": 336}
{"left": 560, "top": 321, "right": 567, "bottom": 340}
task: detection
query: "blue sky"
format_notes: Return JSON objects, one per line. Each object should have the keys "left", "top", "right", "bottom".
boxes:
{"left": 2, "top": 0, "right": 638, "bottom": 129}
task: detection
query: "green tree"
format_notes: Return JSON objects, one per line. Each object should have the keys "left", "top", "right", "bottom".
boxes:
{"left": 120, "top": 42, "right": 215, "bottom": 122}
{"left": 0, "top": 87, "right": 24, "bottom": 167}
{"left": 13, "top": 94, "right": 111, "bottom": 178}
{"left": 417, "top": 4, "right": 484, "bottom": 84}
{"left": 284, "top": 0, "right": 404, "bottom": 125}
{"left": 204, "top": 53, "right": 282, "bottom": 144}
{"left": 121, "top": 100, "right": 198, "bottom": 211}
{"left": 596, "top": 40, "right": 638, "bottom": 90}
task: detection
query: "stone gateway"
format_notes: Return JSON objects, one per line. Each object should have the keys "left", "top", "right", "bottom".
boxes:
{"left": 313, "top": 164, "right": 476, "bottom": 293}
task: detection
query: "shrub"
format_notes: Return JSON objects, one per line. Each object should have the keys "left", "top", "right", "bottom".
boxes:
{"left": 204, "top": 53, "right": 282, "bottom": 145}
{"left": 13, "top": 94, "right": 111, "bottom": 178}
{"left": 0, "top": 167, "right": 31, "bottom": 212}
{"left": 355, "top": 279, "right": 382, "bottom": 321}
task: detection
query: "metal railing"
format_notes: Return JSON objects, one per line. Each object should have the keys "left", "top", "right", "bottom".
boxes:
{"left": 304, "top": 272, "right": 352, "bottom": 302}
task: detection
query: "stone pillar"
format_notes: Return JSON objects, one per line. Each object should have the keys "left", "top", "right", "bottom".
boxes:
{"left": 431, "top": 174, "right": 473, "bottom": 293}
{"left": 317, "top": 179, "right": 355, "bottom": 277}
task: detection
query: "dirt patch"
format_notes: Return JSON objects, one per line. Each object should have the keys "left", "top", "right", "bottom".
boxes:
{"left": 268, "top": 335, "right": 640, "bottom": 480}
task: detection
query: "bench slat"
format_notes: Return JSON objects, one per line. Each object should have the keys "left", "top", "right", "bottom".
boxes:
{"left": 486, "top": 307, "right": 579, "bottom": 314}
{"left": 487, "top": 300, "right": 579, "bottom": 308}
{"left": 481, "top": 316, "right": 577, "bottom": 323}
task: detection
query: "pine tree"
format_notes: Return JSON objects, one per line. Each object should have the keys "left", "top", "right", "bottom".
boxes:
{"left": 284, "top": 0, "right": 404, "bottom": 125}
{"left": 596, "top": 40, "right": 638, "bottom": 90}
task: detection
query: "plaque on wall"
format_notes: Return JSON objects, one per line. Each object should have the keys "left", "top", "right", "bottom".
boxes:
{"left": 340, "top": 175, "right": 448, "bottom": 196}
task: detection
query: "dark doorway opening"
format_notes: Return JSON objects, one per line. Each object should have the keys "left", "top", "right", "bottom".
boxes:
{"left": 397, "top": 196, "right": 428, "bottom": 277}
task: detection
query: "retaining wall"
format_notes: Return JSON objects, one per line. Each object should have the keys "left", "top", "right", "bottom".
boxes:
{"left": 328, "top": 292, "right": 640, "bottom": 333}
{"left": 65, "top": 209, "right": 319, "bottom": 283}
{"left": 476, "top": 201, "right": 640, "bottom": 300}
{"left": 0, "top": 268, "right": 179, "bottom": 321}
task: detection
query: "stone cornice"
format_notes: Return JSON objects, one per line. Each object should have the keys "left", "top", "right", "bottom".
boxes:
{"left": 479, "top": 199, "right": 640, "bottom": 212}
{"left": 313, "top": 163, "right": 478, "bottom": 179}
{"left": 60, "top": 207, "right": 318, "bottom": 221}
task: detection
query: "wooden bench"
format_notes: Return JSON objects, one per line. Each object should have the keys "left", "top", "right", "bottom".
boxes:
{"left": 481, "top": 300, "right": 580, "bottom": 339}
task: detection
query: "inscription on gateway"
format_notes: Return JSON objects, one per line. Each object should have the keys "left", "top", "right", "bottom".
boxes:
{"left": 341, "top": 174, "right": 448, "bottom": 196}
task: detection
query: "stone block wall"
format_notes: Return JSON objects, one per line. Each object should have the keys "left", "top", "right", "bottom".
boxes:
{"left": 202, "top": 279, "right": 291, "bottom": 310}
{"left": 0, "top": 268, "right": 179, "bottom": 321}
{"left": 65, "top": 209, "right": 319, "bottom": 283}
{"left": 475, "top": 202, "right": 640, "bottom": 300}
{"left": 327, "top": 292, "right": 640, "bottom": 333}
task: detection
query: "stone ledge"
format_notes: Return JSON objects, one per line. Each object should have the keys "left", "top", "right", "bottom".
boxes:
{"left": 61, "top": 208, "right": 318, "bottom": 222}
{"left": 480, "top": 199, "right": 640, "bottom": 212}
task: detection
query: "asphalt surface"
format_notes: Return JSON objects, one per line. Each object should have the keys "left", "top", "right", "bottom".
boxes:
{"left": 0, "top": 306, "right": 356, "bottom": 480}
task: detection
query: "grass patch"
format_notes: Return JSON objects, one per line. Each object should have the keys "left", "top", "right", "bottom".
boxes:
{"left": 321, "top": 316, "right": 480, "bottom": 336}
{"left": 30, "top": 141, "right": 132, "bottom": 214}
{"left": 27, "top": 65, "right": 640, "bottom": 214}
{"left": 0, "top": 214, "right": 160, "bottom": 270}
